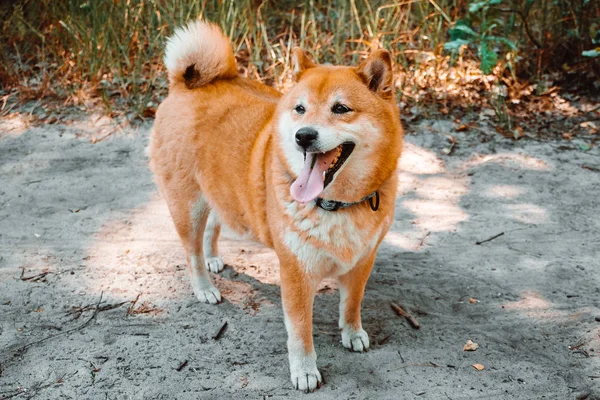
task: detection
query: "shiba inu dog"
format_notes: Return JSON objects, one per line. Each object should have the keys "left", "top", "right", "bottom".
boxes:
{"left": 149, "top": 20, "right": 403, "bottom": 392}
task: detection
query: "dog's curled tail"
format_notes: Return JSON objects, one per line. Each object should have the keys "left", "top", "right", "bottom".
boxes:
{"left": 164, "top": 20, "right": 237, "bottom": 89}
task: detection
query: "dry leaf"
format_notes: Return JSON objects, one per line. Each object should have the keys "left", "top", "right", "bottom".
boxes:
{"left": 513, "top": 125, "right": 524, "bottom": 140}
{"left": 463, "top": 339, "right": 479, "bottom": 351}
{"left": 472, "top": 363, "right": 485, "bottom": 371}
{"left": 456, "top": 124, "right": 469, "bottom": 132}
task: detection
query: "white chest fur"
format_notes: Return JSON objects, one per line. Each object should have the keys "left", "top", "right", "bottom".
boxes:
{"left": 282, "top": 201, "right": 381, "bottom": 275}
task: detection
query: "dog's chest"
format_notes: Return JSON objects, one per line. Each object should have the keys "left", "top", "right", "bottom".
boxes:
{"left": 282, "top": 202, "right": 380, "bottom": 274}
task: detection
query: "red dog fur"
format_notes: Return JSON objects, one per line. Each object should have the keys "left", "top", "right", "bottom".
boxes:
{"left": 149, "top": 20, "right": 403, "bottom": 392}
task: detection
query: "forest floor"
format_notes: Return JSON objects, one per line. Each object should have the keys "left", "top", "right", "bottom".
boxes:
{"left": 1, "top": 105, "right": 600, "bottom": 399}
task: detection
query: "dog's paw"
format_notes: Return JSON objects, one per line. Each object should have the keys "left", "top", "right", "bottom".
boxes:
{"left": 205, "top": 256, "right": 225, "bottom": 273}
{"left": 341, "top": 326, "right": 370, "bottom": 352}
{"left": 193, "top": 285, "right": 222, "bottom": 304}
{"left": 291, "top": 366, "right": 322, "bottom": 393}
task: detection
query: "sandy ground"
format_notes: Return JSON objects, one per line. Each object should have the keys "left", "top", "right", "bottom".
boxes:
{"left": 1, "top": 118, "right": 599, "bottom": 400}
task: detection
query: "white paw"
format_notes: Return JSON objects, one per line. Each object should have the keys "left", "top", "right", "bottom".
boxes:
{"left": 290, "top": 364, "right": 322, "bottom": 393}
{"left": 341, "top": 326, "right": 370, "bottom": 352}
{"left": 205, "top": 256, "right": 225, "bottom": 273}
{"left": 193, "top": 285, "right": 222, "bottom": 304}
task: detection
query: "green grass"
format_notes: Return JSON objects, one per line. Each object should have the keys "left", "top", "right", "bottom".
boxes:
{"left": 0, "top": 0, "right": 598, "bottom": 119}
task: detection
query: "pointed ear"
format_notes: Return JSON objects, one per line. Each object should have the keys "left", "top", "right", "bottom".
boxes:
{"left": 292, "top": 47, "right": 316, "bottom": 80}
{"left": 357, "top": 49, "right": 394, "bottom": 99}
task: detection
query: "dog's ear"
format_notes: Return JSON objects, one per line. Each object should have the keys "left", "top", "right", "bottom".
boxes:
{"left": 292, "top": 47, "right": 316, "bottom": 80}
{"left": 357, "top": 49, "right": 394, "bottom": 99}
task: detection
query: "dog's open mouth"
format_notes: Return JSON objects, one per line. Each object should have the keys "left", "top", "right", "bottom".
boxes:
{"left": 290, "top": 142, "right": 355, "bottom": 203}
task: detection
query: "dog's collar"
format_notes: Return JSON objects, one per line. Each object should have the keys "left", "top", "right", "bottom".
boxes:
{"left": 315, "top": 191, "right": 380, "bottom": 212}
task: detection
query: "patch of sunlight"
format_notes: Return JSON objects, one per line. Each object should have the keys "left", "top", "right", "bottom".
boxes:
{"left": 483, "top": 184, "right": 526, "bottom": 199}
{"left": 413, "top": 175, "right": 470, "bottom": 201}
{"left": 519, "top": 257, "right": 549, "bottom": 271}
{"left": 504, "top": 203, "right": 548, "bottom": 224}
{"left": 0, "top": 113, "right": 29, "bottom": 138}
{"left": 463, "top": 153, "right": 552, "bottom": 171}
{"left": 396, "top": 144, "right": 470, "bottom": 233}
{"left": 383, "top": 231, "right": 429, "bottom": 252}
{"left": 85, "top": 194, "right": 183, "bottom": 301}
{"left": 85, "top": 193, "right": 281, "bottom": 305}
{"left": 216, "top": 276, "right": 276, "bottom": 314}
{"left": 399, "top": 142, "right": 446, "bottom": 175}
{"left": 217, "top": 236, "right": 280, "bottom": 285}
{"left": 502, "top": 290, "right": 596, "bottom": 322}
{"left": 504, "top": 291, "right": 552, "bottom": 311}
{"left": 402, "top": 199, "right": 469, "bottom": 232}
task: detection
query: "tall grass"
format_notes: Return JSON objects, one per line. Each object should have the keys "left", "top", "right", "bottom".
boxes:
{"left": 1, "top": 0, "right": 598, "bottom": 119}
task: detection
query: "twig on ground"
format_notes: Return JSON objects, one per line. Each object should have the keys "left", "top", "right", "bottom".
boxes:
{"left": 126, "top": 293, "right": 142, "bottom": 315}
{"left": 396, "top": 362, "right": 439, "bottom": 370}
{"left": 475, "top": 232, "right": 505, "bottom": 245}
{"left": 377, "top": 333, "right": 393, "bottom": 346}
{"left": 419, "top": 231, "right": 431, "bottom": 248}
{"left": 69, "top": 299, "right": 129, "bottom": 320}
{"left": 3, "top": 371, "right": 79, "bottom": 399}
{"left": 390, "top": 302, "right": 421, "bottom": 330}
{"left": 176, "top": 360, "right": 188, "bottom": 372}
{"left": 126, "top": 293, "right": 162, "bottom": 315}
{"left": 213, "top": 321, "right": 228, "bottom": 341}
{"left": 20, "top": 267, "right": 50, "bottom": 282}
{"left": 13, "top": 293, "right": 103, "bottom": 356}
{"left": 582, "top": 165, "right": 600, "bottom": 172}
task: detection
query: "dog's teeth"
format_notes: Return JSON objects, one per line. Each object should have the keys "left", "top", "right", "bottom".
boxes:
{"left": 322, "top": 171, "right": 326, "bottom": 181}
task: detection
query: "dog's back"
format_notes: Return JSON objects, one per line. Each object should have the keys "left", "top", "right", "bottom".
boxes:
{"left": 150, "top": 21, "right": 280, "bottom": 237}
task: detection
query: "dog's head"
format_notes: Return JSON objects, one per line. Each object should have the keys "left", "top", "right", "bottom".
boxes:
{"left": 276, "top": 48, "right": 403, "bottom": 204}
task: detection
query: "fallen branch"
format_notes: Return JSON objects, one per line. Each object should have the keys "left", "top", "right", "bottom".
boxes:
{"left": 396, "top": 362, "right": 439, "bottom": 370}
{"left": 419, "top": 231, "right": 431, "bottom": 248}
{"left": 176, "top": 360, "right": 188, "bottom": 372}
{"left": 475, "top": 232, "right": 504, "bottom": 245}
{"left": 13, "top": 293, "right": 103, "bottom": 355}
{"left": 213, "top": 321, "right": 228, "bottom": 341}
{"left": 126, "top": 293, "right": 162, "bottom": 315}
{"left": 377, "top": 333, "right": 393, "bottom": 346}
{"left": 582, "top": 165, "right": 600, "bottom": 172}
{"left": 69, "top": 300, "right": 129, "bottom": 320}
{"left": 0, "top": 371, "right": 79, "bottom": 399}
{"left": 20, "top": 267, "right": 50, "bottom": 282}
{"left": 390, "top": 302, "right": 421, "bottom": 330}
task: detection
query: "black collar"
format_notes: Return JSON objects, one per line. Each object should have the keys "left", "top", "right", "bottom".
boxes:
{"left": 315, "top": 191, "right": 380, "bottom": 212}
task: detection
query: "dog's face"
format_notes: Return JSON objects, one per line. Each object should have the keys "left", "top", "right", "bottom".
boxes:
{"left": 276, "top": 49, "right": 403, "bottom": 204}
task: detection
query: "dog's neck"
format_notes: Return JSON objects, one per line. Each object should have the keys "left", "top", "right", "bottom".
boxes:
{"left": 315, "top": 191, "right": 379, "bottom": 212}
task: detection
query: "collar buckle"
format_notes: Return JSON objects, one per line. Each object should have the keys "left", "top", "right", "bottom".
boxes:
{"left": 315, "top": 191, "right": 379, "bottom": 212}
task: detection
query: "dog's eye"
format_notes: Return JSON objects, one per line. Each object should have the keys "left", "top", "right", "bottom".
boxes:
{"left": 331, "top": 103, "right": 352, "bottom": 114}
{"left": 294, "top": 105, "right": 306, "bottom": 115}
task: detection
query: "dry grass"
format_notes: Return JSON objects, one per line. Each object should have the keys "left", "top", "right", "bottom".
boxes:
{"left": 0, "top": 0, "right": 598, "bottom": 124}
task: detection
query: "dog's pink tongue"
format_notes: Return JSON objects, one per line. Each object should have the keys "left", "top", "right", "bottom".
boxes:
{"left": 290, "top": 150, "right": 338, "bottom": 203}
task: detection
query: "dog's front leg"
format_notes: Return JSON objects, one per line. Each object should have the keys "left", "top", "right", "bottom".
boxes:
{"left": 337, "top": 251, "right": 377, "bottom": 352}
{"left": 279, "top": 254, "right": 322, "bottom": 392}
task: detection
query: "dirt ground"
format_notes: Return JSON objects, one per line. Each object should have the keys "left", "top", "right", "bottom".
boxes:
{"left": 1, "top": 116, "right": 599, "bottom": 400}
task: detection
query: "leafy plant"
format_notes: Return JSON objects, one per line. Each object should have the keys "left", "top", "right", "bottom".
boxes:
{"left": 444, "top": 0, "right": 516, "bottom": 74}
{"left": 582, "top": 48, "right": 600, "bottom": 58}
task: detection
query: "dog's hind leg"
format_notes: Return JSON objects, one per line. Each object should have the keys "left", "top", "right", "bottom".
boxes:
{"left": 185, "top": 195, "right": 222, "bottom": 304}
{"left": 203, "top": 209, "right": 225, "bottom": 273}
{"left": 163, "top": 188, "right": 221, "bottom": 304}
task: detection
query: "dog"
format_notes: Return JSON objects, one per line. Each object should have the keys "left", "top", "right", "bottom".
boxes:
{"left": 149, "top": 20, "right": 403, "bottom": 392}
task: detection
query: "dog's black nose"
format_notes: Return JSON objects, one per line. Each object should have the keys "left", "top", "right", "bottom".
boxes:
{"left": 295, "top": 127, "right": 318, "bottom": 150}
